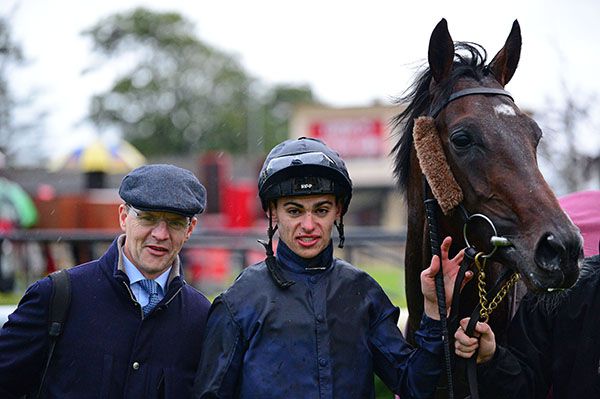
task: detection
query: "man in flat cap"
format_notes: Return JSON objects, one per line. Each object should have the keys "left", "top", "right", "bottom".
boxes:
{"left": 0, "top": 164, "right": 211, "bottom": 399}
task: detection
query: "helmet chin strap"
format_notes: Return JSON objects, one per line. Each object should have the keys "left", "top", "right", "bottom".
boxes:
{"left": 335, "top": 215, "right": 345, "bottom": 248}
{"left": 258, "top": 208, "right": 295, "bottom": 289}
{"left": 266, "top": 208, "right": 278, "bottom": 246}
{"left": 260, "top": 205, "right": 345, "bottom": 286}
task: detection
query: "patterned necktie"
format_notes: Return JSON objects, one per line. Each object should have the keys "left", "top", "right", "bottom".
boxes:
{"left": 139, "top": 279, "right": 161, "bottom": 316}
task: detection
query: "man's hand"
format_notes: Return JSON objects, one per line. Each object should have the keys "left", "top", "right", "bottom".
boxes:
{"left": 420, "top": 236, "right": 470, "bottom": 320}
{"left": 454, "top": 317, "right": 496, "bottom": 364}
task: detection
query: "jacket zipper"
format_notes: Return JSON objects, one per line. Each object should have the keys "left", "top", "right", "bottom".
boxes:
{"left": 121, "top": 281, "right": 144, "bottom": 318}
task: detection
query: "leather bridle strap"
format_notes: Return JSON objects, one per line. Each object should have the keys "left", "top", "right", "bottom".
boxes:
{"left": 449, "top": 247, "right": 478, "bottom": 325}
{"left": 429, "top": 88, "right": 513, "bottom": 118}
{"left": 423, "top": 180, "right": 455, "bottom": 399}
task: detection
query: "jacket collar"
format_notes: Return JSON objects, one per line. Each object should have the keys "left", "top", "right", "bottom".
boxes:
{"left": 276, "top": 240, "right": 334, "bottom": 274}
{"left": 115, "top": 234, "right": 181, "bottom": 285}
{"left": 100, "top": 235, "right": 184, "bottom": 297}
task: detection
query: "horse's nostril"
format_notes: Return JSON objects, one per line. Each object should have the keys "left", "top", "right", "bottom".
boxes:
{"left": 534, "top": 233, "right": 565, "bottom": 272}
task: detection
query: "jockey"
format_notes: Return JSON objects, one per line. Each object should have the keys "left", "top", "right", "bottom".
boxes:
{"left": 194, "top": 137, "right": 467, "bottom": 398}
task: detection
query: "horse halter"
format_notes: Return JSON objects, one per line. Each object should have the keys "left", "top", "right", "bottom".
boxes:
{"left": 426, "top": 86, "right": 521, "bottom": 309}
{"left": 429, "top": 87, "right": 514, "bottom": 118}
{"left": 425, "top": 86, "right": 516, "bottom": 256}
{"left": 420, "top": 85, "right": 520, "bottom": 399}
{"left": 461, "top": 211, "right": 519, "bottom": 323}
{"left": 462, "top": 212, "right": 511, "bottom": 258}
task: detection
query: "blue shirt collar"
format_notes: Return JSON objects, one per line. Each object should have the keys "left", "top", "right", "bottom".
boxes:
{"left": 276, "top": 240, "right": 334, "bottom": 274}
{"left": 122, "top": 250, "right": 171, "bottom": 293}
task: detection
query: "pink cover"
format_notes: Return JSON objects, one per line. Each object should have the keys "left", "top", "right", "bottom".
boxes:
{"left": 559, "top": 190, "right": 600, "bottom": 257}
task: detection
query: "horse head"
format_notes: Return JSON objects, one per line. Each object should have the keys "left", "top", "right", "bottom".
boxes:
{"left": 394, "top": 19, "right": 583, "bottom": 340}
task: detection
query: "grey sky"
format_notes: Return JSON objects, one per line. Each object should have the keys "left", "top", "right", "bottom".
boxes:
{"left": 3, "top": 0, "right": 600, "bottom": 161}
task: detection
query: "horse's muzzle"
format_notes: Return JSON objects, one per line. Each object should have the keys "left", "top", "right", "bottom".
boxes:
{"left": 533, "top": 231, "right": 582, "bottom": 290}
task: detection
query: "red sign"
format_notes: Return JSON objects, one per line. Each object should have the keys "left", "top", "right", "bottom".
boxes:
{"left": 309, "top": 119, "right": 384, "bottom": 158}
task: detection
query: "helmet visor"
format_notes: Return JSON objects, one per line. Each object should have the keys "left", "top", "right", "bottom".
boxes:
{"left": 263, "top": 151, "right": 337, "bottom": 179}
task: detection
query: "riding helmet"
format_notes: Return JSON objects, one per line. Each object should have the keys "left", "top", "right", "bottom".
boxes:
{"left": 258, "top": 137, "right": 353, "bottom": 214}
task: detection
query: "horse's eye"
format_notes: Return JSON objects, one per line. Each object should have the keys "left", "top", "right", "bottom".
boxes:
{"left": 450, "top": 131, "right": 473, "bottom": 149}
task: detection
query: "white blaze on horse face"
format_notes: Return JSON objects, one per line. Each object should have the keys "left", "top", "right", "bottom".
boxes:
{"left": 494, "top": 104, "right": 517, "bottom": 116}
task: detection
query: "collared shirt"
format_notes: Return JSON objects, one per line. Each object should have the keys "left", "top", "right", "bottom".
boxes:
{"left": 122, "top": 250, "right": 170, "bottom": 307}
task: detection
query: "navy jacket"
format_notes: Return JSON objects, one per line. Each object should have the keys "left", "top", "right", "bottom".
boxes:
{"left": 0, "top": 236, "right": 211, "bottom": 399}
{"left": 194, "top": 242, "right": 444, "bottom": 399}
{"left": 477, "top": 255, "right": 600, "bottom": 398}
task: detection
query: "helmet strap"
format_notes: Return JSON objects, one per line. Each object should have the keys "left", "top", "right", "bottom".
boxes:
{"left": 266, "top": 209, "right": 278, "bottom": 256}
{"left": 258, "top": 207, "right": 294, "bottom": 289}
{"left": 335, "top": 216, "right": 345, "bottom": 249}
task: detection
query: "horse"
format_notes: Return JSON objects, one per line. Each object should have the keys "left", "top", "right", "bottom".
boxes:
{"left": 392, "top": 18, "right": 583, "bottom": 362}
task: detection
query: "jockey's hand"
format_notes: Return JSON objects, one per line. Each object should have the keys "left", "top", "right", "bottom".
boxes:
{"left": 421, "top": 236, "right": 470, "bottom": 320}
{"left": 454, "top": 317, "right": 496, "bottom": 364}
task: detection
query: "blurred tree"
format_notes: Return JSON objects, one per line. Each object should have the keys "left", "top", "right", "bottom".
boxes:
{"left": 0, "top": 14, "right": 26, "bottom": 165}
{"left": 536, "top": 82, "right": 600, "bottom": 192}
{"left": 84, "top": 8, "right": 251, "bottom": 156}
{"left": 0, "top": 8, "right": 47, "bottom": 168}
{"left": 260, "top": 83, "right": 316, "bottom": 152}
{"left": 84, "top": 8, "right": 317, "bottom": 157}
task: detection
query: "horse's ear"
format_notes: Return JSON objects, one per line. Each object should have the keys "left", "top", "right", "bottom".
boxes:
{"left": 428, "top": 18, "right": 455, "bottom": 84}
{"left": 489, "top": 20, "right": 522, "bottom": 86}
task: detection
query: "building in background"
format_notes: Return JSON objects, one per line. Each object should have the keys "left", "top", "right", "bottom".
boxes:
{"left": 0, "top": 103, "right": 409, "bottom": 293}
{"left": 290, "top": 103, "right": 406, "bottom": 229}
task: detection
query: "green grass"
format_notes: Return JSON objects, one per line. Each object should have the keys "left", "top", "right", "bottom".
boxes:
{"left": 0, "top": 292, "right": 21, "bottom": 305}
{"left": 359, "top": 263, "right": 406, "bottom": 398}
{"left": 361, "top": 263, "right": 406, "bottom": 308}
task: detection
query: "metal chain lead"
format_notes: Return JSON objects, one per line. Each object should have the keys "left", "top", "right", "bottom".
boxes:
{"left": 485, "top": 273, "right": 520, "bottom": 319}
{"left": 474, "top": 252, "right": 520, "bottom": 323}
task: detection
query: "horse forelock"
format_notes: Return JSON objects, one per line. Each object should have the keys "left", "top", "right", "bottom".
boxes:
{"left": 390, "top": 69, "right": 432, "bottom": 194}
{"left": 391, "top": 42, "right": 489, "bottom": 194}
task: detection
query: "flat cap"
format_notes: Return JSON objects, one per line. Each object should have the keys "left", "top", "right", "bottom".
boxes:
{"left": 119, "top": 164, "right": 207, "bottom": 217}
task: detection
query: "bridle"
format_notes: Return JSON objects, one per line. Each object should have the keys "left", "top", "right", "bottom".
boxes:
{"left": 429, "top": 87, "right": 515, "bottom": 118}
{"left": 422, "top": 86, "right": 521, "bottom": 399}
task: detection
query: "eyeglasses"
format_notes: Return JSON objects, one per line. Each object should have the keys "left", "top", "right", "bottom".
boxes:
{"left": 127, "top": 206, "right": 191, "bottom": 231}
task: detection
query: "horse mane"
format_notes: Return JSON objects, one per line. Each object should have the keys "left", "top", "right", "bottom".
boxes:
{"left": 391, "top": 42, "right": 490, "bottom": 193}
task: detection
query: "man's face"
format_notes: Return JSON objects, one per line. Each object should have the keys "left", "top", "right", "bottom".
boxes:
{"left": 271, "top": 194, "right": 341, "bottom": 259}
{"left": 118, "top": 204, "right": 197, "bottom": 279}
